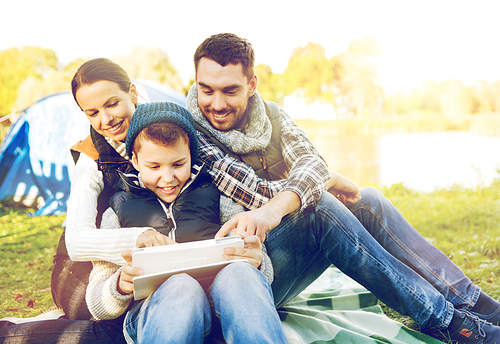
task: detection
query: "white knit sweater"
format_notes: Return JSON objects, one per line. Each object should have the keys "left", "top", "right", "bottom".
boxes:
{"left": 86, "top": 208, "right": 136, "bottom": 320}
{"left": 65, "top": 153, "right": 150, "bottom": 265}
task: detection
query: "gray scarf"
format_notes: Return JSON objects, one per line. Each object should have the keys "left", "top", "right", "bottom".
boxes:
{"left": 186, "top": 84, "right": 272, "bottom": 154}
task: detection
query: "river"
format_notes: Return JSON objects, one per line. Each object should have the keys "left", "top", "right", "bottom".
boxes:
{"left": 301, "top": 130, "right": 500, "bottom": 192}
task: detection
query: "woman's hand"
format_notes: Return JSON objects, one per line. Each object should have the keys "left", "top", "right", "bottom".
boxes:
{"left": 136, "top": 229, "right": 175, "bottom": 247}
{"left": 117, "top": 249, "right": 142, "bottom": 295}
{"left": 223, "top": 233, "right": 262, "bottom": 269}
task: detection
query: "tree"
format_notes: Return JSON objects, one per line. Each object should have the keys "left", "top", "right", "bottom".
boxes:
{"left": 410, "top": 80, "right": 442, "bottom": 113}
{"left": 11, "top": 58, "right": 86, "bottom": 113}
{"left": 493, "top": 81, "right": 500, "bottom": 112}
{"left": 255, "top": 64, "right": 281, "bottom": 103}
{"left": 0, "top": 47, "right": 58, "bottom": 115}
{"left": 383, "top": 92, "right": 411, "bottom": 115}
{"left": 281, "top": 42, "right": 341, "bottom": 104}
{"left": 439, "top": 80, "right": 472, "bottom": 115}
{"left": 113, "top": 47, "right": 183, "bottom": 93}
{"left": 337, "top": 36, "right": 383, "bottom": 115}
{"left": 469, "top": 80, "right": 499, "bottom": 114}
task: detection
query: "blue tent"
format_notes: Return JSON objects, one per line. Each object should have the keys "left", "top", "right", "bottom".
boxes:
{"left": 0, "top": 79, "right": 186, "bottom": 216}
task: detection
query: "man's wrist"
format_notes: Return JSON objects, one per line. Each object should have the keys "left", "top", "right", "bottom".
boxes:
{"left": 265, "top": 190, "right": 301, "bottom": 218}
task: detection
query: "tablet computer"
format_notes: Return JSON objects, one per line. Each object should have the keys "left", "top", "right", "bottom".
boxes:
{"left": 132, "top": 236, "right": 245, "bottom": 300}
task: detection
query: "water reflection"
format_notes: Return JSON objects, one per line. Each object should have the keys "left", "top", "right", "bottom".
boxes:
{"left": 303, "top": 129, "right": 500, "bottom": 192}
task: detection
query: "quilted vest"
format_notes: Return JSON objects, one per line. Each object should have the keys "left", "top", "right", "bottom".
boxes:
{"left": 110, "top": 168, "right": 220, "bottom": 243}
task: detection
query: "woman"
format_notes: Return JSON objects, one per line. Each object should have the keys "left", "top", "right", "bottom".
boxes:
{"left": 2, "top": 58, "right": 144, "bottom": 344}
{"left": 52, "top": 58, "right": 168, "bottom": 321}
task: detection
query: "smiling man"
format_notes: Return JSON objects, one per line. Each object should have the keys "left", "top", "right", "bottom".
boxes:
{"left": 185, "top": 33, "right": 500, "bottom": 344}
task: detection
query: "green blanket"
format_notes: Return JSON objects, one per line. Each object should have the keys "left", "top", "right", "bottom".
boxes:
{"left": 280, "top": 267, "right": 442, "bottom": 343}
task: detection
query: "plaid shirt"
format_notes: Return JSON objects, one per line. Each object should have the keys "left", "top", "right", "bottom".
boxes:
{"left": 197, "top": 109, "right": 331, "bottom": 211}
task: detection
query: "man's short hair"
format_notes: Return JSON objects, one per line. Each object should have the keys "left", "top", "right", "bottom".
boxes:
{"left": 194, "top": 33, "right": 255, "bottom": 81}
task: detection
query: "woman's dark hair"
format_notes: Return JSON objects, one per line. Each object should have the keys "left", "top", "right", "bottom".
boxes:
{"left": 71, "top": 58, "right": 132, "bottom": 106}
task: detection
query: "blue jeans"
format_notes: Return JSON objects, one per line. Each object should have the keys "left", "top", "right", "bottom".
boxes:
{"left": 347, "top": 187, "right": 480, "bottom": 310}
{"left": 265, "top": 188, "right": 478, "bottom": 332}
{"left": 124, "top": 262, "right": 287, "bottom": 343}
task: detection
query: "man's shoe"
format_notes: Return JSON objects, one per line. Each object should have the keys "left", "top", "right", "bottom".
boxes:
{"left": 474, "top": 304, "right": 500, "bottom": 327}
{"left": 434, "top": 310, "right": 500, "bottom": 344}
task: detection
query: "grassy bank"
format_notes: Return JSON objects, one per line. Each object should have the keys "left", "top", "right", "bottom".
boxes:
{"left": 1, "top": 179, "right": 500, "bottom": 335}
{"left": 0, "top": 206, "right": 65, "bottom": 318}
{"left": 378, "top": 179, "right": 500, "bottom": 330}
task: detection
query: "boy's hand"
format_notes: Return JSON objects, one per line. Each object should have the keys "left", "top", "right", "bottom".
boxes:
{"left": 136, "top": 229, "right": 175, "bottom": 247}
{"left": 119, "top": 232, "right": 177, "bottom": 295}
{"left": 117, "top": 249, "right": 143, "bottom": 295}
{"left": 223, "top": 233, "right": 262, "bottom": 269}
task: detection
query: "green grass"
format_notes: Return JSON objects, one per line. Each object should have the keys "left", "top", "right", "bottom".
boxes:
{"left": 378, "top": 179, "right": 500, "bottom": 333}
{"left": 0, "top": 205, "right": 65, "bottom": 318}
{"left": 2, "top": 179, "right": 500, "bottom": 343}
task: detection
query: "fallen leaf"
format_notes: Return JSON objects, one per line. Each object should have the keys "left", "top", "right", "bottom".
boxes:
{"left": 13, "top": 292, "right": 25, "bottom": 300}
{"left": 27, "top": 300, "right": 36, "bottom": 308}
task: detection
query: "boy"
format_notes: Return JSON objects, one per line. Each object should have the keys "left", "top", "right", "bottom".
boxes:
{"left": 85, "top": 102, "right": 286, "bottom": 343}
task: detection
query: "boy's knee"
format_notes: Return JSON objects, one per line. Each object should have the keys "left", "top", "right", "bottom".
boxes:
{"left": 155, "top": 273, "right": 205, "bottom": 302}
{"left": 214, "top": 262, "right": 266, "bottom": 292}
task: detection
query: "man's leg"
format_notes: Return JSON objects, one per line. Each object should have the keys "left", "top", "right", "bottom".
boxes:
{"left": 265, "top": 192, "right": 453, "bottom": 332}
{"left": 347, "top": 187, "right": 480, "bottom": 309}
{"left": 124, "top": 273, "right": 211, "bottom": 343}
{"left": 0, "top": 317, "right": 125, "bottom": 344}
{"left": 210, "top": 262, "right": 287, "bottom": 343}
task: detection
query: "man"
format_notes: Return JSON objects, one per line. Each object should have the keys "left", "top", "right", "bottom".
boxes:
{"left": 185, "top": 33, "right": 500, "bottom": 344}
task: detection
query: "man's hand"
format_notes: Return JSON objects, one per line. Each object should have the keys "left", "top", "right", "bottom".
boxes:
{"left": 117, "top": 249, "right": 143, "bottom": 295}
{"left": 223, "top": 233, "right": 262, "bottom": 269}
{"left": 327, "top": 171, "right": 361, "bottom": 205}
{"left": 216, "top": 190, "right": 300, "bottom": 242}
{"left": 216, "top": 207, "right": 281, "bottom": 242}
{"left": 136, "top": 229, "right": 175, "bottom": 247}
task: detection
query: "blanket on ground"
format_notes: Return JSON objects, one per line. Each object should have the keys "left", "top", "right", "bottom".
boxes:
{"left": 280, "top": 266, "right": 442, "bottom": 343}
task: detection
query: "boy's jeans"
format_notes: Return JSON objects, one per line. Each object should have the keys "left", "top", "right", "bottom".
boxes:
{"left": 265, "top": 188, "right": 479, "bottom": 332}
{"left": 124, "top": 262, "right": 287, "bottom": 343}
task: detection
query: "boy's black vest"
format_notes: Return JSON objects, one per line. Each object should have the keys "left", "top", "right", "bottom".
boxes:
{"left": 195, "top": 101, "right": 289, "bottom": 182}
{"left": 110, "top": 168, "right": 220, "bottom": 243}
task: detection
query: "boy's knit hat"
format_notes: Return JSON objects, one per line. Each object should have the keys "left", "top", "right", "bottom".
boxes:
{"left": 126, "top": 102, "right": 199, "bottom": 163}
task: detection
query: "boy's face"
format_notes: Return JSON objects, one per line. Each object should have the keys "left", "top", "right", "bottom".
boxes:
{"left": 196, "top": 57, "right": 257, "bottom": 132}
{"left": 131, "top": 138, "right": 191, "bottom": 204}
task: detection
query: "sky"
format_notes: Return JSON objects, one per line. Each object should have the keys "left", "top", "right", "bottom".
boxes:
{"left": 2, "top": 0, "right": 500, "bottom": 94}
